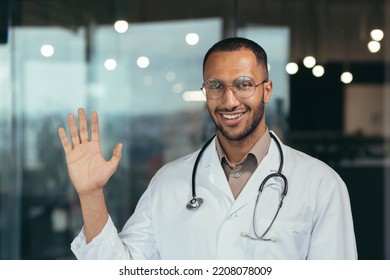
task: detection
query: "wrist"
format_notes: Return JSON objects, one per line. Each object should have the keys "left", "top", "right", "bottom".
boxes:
{"left": 78, "top": 188, "right": 109, "bottom": 243}
{"left": 78, "top": 188, "right": 105, "bottom": 203}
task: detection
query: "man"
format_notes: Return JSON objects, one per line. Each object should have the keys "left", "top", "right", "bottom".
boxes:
{"left": 58, "top": 37, "right": 357, "bottom": 259}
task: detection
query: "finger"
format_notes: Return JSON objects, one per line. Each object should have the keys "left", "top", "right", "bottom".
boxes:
{"left": 90, "top": 111, "right": 99, "bottom": 143}
{"left": 108, "top": 143, "right": 123, "bottom": 170}
{"left": 58, "top": 127, "right": 72, "bottom": 154}
{"left": 67, "top": 113, "right": 80, "bottom": 146}
{"left": 78, "top": 108, "right": 89, "bottom": 143}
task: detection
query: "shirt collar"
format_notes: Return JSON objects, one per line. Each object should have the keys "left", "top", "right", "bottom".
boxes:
{"left": 216, "top": 127, "right": 272, "bottom": 166}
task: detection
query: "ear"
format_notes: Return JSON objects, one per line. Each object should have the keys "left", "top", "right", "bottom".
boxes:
{"left": 263, "top": 80, "right": 273, "bottom": 104}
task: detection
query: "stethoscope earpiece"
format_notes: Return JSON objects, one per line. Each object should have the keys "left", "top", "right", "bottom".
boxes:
{"left": 186, "top": 197, "right": 204, "bottom": 211}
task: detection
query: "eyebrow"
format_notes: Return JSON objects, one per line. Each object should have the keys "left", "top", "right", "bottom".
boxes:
{"left": 205, "top": 76, "right": 255, "bottom": 82}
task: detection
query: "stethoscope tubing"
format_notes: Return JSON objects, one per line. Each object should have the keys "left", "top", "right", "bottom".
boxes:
{"left": 188, "top": 131, "right": 287, "bottom": 206}
{"left": 187, "top": 131, "right": 288, "bottom": 241}
{"left": 191, "top": 135, "right": 215, "bottom": 199}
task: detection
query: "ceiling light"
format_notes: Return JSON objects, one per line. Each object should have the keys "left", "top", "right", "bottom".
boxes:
{"left": 367, "top": 41, "right": 381, "bottom": 53}
{"left": 104, "top": 59, "right": 117, "bottom": 70}
{"left": 137, "top": 56, "right": 150, "bottom": 68}
{"left": 114, "top": 20, "right": 129, "bottom": 33}
{"left": 370, "top": 29, "right": 384, "bottom": 41}
{"left": 40, "top": 44, "right": 54, "bottom": 57}
{"left": 312, "top": 65, "right": 325, "bottom": 77}
{"left": 303, "top": 56, "right": 316, "bottom": 68}
{"left": 185, "top": 33, "right": 199, "bottom": 45}
{"left": 340, "top": 71, "right": 353, "bottom": 84}
{"left": 286, "top": 62, "right": 298, "bottom": 75}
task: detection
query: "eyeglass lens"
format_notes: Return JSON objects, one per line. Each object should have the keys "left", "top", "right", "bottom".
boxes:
{"left": 202, "top": 76, "right": 258, "bottom": 99}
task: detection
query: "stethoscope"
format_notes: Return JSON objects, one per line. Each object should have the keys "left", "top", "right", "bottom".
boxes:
{"left": 186, "top": 131, "right": 288, "bottom": 242}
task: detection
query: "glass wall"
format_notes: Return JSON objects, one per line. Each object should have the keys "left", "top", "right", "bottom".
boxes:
{"left": 2, "top": 17, "right": 225, "bottom": 259}
{"left": 0, "top": 0, "right": 389, "bottom": 260}
{"left": 0, "top": 40, "right": 20, "bottom": 260}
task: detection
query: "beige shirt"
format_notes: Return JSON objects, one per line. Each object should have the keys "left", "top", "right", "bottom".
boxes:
{"left": 216, "top": 129, "right": 271, "bottom": 199}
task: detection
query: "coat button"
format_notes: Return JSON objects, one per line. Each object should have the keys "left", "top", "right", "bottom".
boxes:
{"left": 233, "top": 173, "right": 240, "bottom": 178}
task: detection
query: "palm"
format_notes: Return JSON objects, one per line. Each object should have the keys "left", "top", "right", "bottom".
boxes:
{"left": 58, "top": 109, "right": 122, "bottom": 195}
{"left": 66, "top": 142, "right": 114, "bottom": 193}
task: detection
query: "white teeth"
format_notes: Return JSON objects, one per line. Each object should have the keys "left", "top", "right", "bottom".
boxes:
{"left": 223, "top": 113, "right": 242, "bottom": 119}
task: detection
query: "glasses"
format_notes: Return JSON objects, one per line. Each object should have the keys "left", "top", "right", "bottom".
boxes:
{"left": 201, "top": 76, "right": 267, "bottom": 100}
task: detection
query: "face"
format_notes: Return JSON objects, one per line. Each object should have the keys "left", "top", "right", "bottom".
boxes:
{"left": 203, "top": 49, "right": 272, "bottom": 142}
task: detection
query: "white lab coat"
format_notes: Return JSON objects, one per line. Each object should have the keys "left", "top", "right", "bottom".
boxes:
{"left": 71, "top": 133, "right": 357, "bottom": 259}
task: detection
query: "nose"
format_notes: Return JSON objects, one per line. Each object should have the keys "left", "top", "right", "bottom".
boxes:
{"left": 221, "top": 85, "right": 240, "bottom": 106}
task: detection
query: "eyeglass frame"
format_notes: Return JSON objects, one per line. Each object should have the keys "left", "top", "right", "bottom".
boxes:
{"left": 201, "top": 76, "right": 268, "bottom": 100}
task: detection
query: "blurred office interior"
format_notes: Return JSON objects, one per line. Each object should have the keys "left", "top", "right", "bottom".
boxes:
{"left": 0, "top": 0, "right": 389, "bottom": 259}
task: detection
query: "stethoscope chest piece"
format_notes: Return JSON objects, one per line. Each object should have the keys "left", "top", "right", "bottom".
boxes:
{"left": 186, "top": 197, "right": 204, "bottom": 211}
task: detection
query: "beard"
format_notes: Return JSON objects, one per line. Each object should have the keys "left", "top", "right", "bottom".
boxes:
{"left": 209, "top": 98, "right": 265, "bottom": 142}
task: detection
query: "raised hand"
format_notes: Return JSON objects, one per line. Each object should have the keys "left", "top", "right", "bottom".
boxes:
{"left": 58, "top": 108, "right": 122, "bottom": 196}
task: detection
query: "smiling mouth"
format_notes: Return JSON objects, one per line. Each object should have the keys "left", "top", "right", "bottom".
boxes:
{"left": 222, "top": 113, "right": 243, "bottom": 119}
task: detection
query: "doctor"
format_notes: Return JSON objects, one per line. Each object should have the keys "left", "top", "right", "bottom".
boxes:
{"left": 58, "top": 37, "right": 357, "bottom": 259}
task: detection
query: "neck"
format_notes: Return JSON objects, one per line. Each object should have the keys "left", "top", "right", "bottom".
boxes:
{"left": 217, "top": 126, "right": 267, "bottom": 164}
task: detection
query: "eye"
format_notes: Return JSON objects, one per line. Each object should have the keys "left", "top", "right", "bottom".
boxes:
{"left": 206, "top": 80, "right": 223, "bottom": 90}
{"left": 235, "top": 78, "right": 254, "bottom": 90}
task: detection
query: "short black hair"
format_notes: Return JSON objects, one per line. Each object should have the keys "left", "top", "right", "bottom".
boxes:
{"left": 202, "top": 37, "right": 268, "bottom": 76}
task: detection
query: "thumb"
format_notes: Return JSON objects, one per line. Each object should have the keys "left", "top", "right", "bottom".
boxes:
{"left": 109, "top": 143, "right": 122, "bottom": 168}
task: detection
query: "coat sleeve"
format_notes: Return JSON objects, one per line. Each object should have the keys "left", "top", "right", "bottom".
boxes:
{"left": 70, "top": 216, "right": 132, "bottom": 259}
{"left": 70, "top": 186, "right": 160, "bottom": 260}
{"left": 306, "top": 168, "right": 357, "bottom": 259}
